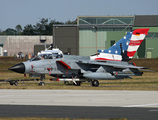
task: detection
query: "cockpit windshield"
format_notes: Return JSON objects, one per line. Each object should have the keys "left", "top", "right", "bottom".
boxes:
{"left": 53, "top": 53, "right": 63, "bottom": 58}
{"left": 40, "top": 54, "right": 53, "bottom": 59}
{"left": 90, "top": 53, "right": 100, "bottom": 56}
{"left": 31, "top": 53, "right": 63, "bottom": 61}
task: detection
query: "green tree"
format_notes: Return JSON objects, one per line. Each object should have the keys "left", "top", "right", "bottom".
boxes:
{"left": 33, "top": 18, "right": 49, "bottom": 35}
{"left": 15, "top": 24, "right": 22, "bottom": 35}
{"left": 4, "top": 28, "right": 16, "bottom": 35}
{"left": 21, "top": 18, "right": 75, "bottom": 35}
{"left": 22, "top": 24, "right": 35, "bottom": 35}
{"left": 65, "top": 19, "right": 77, "bottom": 24}
{"left": 33, "top": 18, "right": 64, "bottom": 35}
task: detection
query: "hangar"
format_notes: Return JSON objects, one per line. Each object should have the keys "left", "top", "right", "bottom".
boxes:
{"left": 53, "top": 15, "right": 158, "bottom": 58}
{"left": 0, "top": 15, "right": 158, "bottom": 58}
{"left": 53, "top": 16, "right": 133, "bottom": 56}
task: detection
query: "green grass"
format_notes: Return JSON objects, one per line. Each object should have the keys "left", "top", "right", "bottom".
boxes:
{"left": 1, "top": 70, "right": 158, "bottom": 90}
{"left": 0, "top": 72, "right": 158, "bottom": 90}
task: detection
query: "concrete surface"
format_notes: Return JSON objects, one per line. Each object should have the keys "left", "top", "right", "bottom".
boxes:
{"left": 0, "top": 89, "right": 158, "bottom": 108}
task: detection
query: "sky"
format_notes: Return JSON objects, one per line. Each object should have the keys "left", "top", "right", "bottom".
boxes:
{"left": 0, "top": 0, "right": 158, "bottom": 31}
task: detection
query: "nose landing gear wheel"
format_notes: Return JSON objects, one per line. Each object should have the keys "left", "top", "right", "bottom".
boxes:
{"left": 9, "top": 81, "right": 18, "bottom": 86}
{"left": 39, "top": 82, "right": 45, "bottom": 86}
{"left": 10, "top": 81, "right": 14, "bottom": 86}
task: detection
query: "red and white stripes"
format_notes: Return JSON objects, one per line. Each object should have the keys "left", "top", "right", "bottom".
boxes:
{"left": 127, "top": 28, "right": 149, "bottom": 58}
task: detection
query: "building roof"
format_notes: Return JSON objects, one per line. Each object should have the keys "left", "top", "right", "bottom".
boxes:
{"left": 134, "top": 15, "right": 158, "bottom": 27}
{"left": 77, "top": 16, "right": 134, "bottom": 25}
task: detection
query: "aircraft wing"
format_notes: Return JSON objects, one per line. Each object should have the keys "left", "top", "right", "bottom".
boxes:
{"left": 76, "top": 60, "right": 150, "bottom": 70}
{"left": 56, "top": 59, "right": 152, "bottom": 73}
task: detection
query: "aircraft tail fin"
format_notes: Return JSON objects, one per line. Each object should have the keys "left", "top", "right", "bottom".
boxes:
{"left": 127, "top": 28, "right": 149, "bottom": 59}
{"left": 97, "top": 28, "right": 149, "bottom": 61}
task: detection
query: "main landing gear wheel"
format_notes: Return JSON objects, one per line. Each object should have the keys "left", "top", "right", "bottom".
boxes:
{"left": 92, "top": 80, "right": 99, "bottom": 87}
{"left": 39, "top": 82, "right": 45, "bottom": 86}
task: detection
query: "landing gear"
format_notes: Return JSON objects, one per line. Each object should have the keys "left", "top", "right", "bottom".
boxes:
{"left": 9, "top": 81, "right": 18, "bottom": 86}
{"left": 64, "top": 81, "right": 81, "bottom": 86}
{"left": 39, "top": 74, "right": 45, "bottom": 86}
{"left": 9, "top": 81, "right": 14, "bottom": 86}
{"left": 74, "top": 81, "right": 81, "bottom": 86}
{"left": 14, "top": 81, "right": 18, "bottom": 86}
{"left": 39, "top": 81, "right": 45, "bottom": 86}
{"left": 92, "top": 80, "right": 99, "bottom": 87}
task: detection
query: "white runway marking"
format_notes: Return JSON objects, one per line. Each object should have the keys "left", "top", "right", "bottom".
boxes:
{"left": 123, "top": 103, "right": 158, "bottom": 107}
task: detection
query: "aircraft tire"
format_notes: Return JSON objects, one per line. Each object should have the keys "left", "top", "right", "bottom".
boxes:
{"left": 92, "top": 80, "right": 99, "bottom": 87}
{"left": 39, "top": 82, "right": 45, "bottom": 86}
{"left": 41, "top": 82, "right": 45, "bottom": 86}
{"left": 10, "top": 81, "right": 14, "bottom": 86}
{"left": 39, "top": 82, "right": 41, "bottom": 86}
{"left": 14, "top": 81, "right": 18, "bottom": 86}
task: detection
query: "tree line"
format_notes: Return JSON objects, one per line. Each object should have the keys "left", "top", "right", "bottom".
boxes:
{"left": 0, "top": 18, "right": 77, "bottom": 35}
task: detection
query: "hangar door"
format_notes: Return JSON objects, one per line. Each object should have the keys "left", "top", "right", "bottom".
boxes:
{"left": 53, "top": 26, "right": 79, "bottom": 55}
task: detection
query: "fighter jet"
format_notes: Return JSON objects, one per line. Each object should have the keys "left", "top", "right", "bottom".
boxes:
{"left": 8, "top": 28, "right": 151, "bottom": 87}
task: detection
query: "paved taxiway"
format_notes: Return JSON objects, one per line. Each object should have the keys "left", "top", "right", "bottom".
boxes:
{"left": 0, "top": 89, "right": 158, "bottom": 107}
{"left": 0, "top": 90, "right": 158, "bottom": 119}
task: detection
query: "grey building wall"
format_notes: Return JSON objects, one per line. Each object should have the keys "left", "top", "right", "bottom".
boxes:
{"left": 0, "top": 36, "right": 7, "bottom": 45}
{"left": 134, "top": 15, "right": 158, "bottom": 27}
{"left": 0, "top": 36, "right": 7, "bottom": 56}
{"left": 2, "top": 36, "right": 53, "bottom": 56}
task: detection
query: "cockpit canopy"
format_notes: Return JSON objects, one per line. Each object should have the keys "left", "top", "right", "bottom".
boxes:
{"left": 30, "top": 48, "right": 64, "bottom": 61}
{"left": 31, "top": 53, "right": 63, "bottom": 61}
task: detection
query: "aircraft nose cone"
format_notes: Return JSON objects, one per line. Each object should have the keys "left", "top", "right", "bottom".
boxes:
{"left": 9, "top": 63, "right": 25, "bottom": 73}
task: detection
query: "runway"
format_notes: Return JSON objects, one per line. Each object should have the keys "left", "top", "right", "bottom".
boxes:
{"left": 0, "top": 89, "right": 158, "bottom": 107}
{"left": 0, "top": 105, "right": 158, "bottom": 119}
{"left": 0, "top": 89, "right": 158, "bottom": 119}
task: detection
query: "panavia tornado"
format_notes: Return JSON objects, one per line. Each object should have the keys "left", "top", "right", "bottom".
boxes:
{"left": 9, "top": 28, "right": 151, "bottom": 87}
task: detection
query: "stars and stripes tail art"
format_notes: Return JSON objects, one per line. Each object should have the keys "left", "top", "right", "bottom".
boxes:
{"left": 90, "top": 28, "right": 149, "bottom": 61}
{"left": 127, "top": 28, "right": 149, "bottom": 59}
